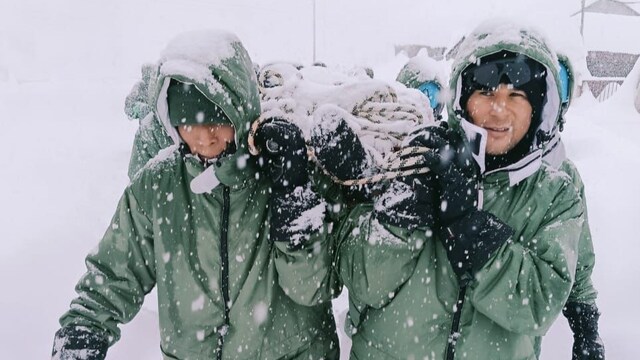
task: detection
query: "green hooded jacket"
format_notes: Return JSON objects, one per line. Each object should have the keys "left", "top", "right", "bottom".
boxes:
{"left": 396, "top": 43, "right": 597, "bottom": 307}
{"left": 539, "top": 54, "right": 597, "bottom": 305}
{"left": 59, "top": 30, "right": 338, "bottom": 360}
{"left": 336, "top": 22, "right": 587, "bottom": 360}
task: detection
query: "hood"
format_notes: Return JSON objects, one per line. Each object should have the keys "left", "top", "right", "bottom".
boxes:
{"left": 447, "top": 20, "right": 564, "bottom": 145}
{"left": 151, "top": 29, "right": 261, "bottom": 187}
{"left": 396, "top": 53, "right": 445, "bottom": 90}
{"left": 446, "top": 20, "right": 565, "bottom": 182}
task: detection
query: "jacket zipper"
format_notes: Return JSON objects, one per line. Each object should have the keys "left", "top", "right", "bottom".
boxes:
{"left": 216, "top": 185, "right": 231, "bottom": 360}
{"left": 445, "top": 176, "right": 483, "bottom": 360}
{"left": 445, "top": 276, "right": 470, "bottom": 360}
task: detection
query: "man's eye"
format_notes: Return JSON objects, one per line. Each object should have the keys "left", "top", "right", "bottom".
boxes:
{"left": 510, "top": 92, "right": 528, "bottom": 98}
{"left": 479, "top": 90, "right": 493, "bottom": 96}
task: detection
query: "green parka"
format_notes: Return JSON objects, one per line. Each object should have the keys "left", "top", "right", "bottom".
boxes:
{"left": 336, "top": 23, "right": 587, "bottom": 359}
{"left": 396, "top": 49, "right": 598, "bottom": 307}
{"left": 59, "top": 30, "right": 338, "bottom": 360}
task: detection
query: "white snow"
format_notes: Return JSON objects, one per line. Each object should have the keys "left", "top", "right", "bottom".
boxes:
{"left": 191, "top": 295, "right": 205, "bottom": 312}
{"left": 1, "top": 1, "right": 640, "bottom": 360}
{"left": 160, "top": 30, "right": 238, "bottom": 69}
{"left": 252, "top": 301, "right": 268, "bottom": 326}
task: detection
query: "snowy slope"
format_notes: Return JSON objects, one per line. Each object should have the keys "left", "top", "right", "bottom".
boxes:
{"left": 2, "top": 1, "right": 640, "bottom": 359}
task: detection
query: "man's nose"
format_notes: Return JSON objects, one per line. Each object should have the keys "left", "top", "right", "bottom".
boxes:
{"left": 198, "top": 133, "right": 217, "bottom": 145}
{"left": 489, "top": 98, "right": 508, "bottom": 117}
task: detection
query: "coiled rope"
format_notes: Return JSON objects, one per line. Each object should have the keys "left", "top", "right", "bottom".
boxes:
{"left": 248, "top": 117, "right": 432, "bottom": 186}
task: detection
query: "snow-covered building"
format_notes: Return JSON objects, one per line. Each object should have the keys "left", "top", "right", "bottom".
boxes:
{"left": 573, "top": 0, "right": 640, "bottom": 100}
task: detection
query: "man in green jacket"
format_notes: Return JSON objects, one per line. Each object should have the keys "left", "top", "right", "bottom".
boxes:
{"left": 324, "top": 22, "right": 602, "bottom": 359}
{"left": 52, "top": 30, "right": 339, "bottom": 360}
{"left": 394, "top": 50, "right": 603, "bottom": 360}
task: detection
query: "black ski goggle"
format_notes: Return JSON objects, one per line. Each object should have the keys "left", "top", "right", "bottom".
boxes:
{"left": 463, "top": 57, "right": 547, "bottom": 90}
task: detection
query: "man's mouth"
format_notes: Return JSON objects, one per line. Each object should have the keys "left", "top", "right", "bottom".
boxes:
{"left": 484, "top": 126, "right": 510, "bottom": 133}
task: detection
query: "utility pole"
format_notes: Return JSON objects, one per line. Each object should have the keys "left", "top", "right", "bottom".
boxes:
{"left": 580, "top": 0, "right": 586, "bottom": 37}
{"left": 313, "top": 0, "right": 317, "bottom": 63}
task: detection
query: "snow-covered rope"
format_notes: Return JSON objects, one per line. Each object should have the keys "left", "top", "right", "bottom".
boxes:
{"left": 310, "top": 145, "right": 432, "bottom": 187}
{"left": 248, "top": 117, "right": 432, "bottom": 186}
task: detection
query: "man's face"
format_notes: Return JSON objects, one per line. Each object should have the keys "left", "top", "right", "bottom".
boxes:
{"left": 466, "top": 84, "right": 533, "bottom": 155}
{"left": 178, "top": 124, "right": 235, "bottom": 160}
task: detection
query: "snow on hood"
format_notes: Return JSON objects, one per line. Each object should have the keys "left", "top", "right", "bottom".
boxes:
{"left": 152, "top": 29, "right": 261, "bottom": 151}
{"left": 396, "top": 50, "right": 448, "bottom": 90}
{"left": 447, "top": 19, "right": 565, "bottom": 146}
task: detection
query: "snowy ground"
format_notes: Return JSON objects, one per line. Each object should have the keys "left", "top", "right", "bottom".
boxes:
{"left": 2, "top": 1, "right": 640, "bottom": 359}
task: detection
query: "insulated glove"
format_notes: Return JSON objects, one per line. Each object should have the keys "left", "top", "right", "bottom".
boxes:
{"left": 268, "top": 182, "right": 325, "bottom": 248}
{"left": 564, "top": 302, "right": 606, "bottom": 360}
{"left": 254, "top": 118, "right": 325, "bottom": 247}
{"left": 310, "top": 106, "right": 377, "bottom": 203}
{"left": 411, "top": 123, "right": 512, "bottom": 279}
{"left": 407, "top": 122, "right": 478, "bottom": 225}
{"left": 373, "top": 173, "right": 437, "bottom": 230}
{"left": 51, "top": 326, "right": 108, "bottom": 360}
{"left": 310, "top": 107, "right": 372, "bottom": 182}
{"left": 254, "top": 118, "right": 309, "bottom": 191}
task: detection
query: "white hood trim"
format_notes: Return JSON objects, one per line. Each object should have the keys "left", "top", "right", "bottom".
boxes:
{"left": 156, "top": 77, "right": 222, "bottom": 194}
{"left": 542, "top": 132, "right": 566, "bottom": 169}
{"left": 189, "top": 164, "right": 221, "bottom": 194}
{"left": 459, "top": 119, "right": 542, "bottom": 186}
{"left": 459, "top": 120, "right": 487, "bottom": 174}
{"left": 156, "top": 77, "right": 181, "bottom": 145}
{"left": 484, "top": 149, "right": 543, "bottom": 186}
{"left": 538, "top": 63, "right": 562, "bottom": 138}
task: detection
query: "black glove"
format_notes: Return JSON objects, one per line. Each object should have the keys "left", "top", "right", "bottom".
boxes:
{"left": 268, "top": 183, "right": 324, "bottom": 248}
{"left": 51, "top": 326, "right": 108, "bottom": 360}
{"left": 374, "top": 174, "right": 437, "bottom": 230}
{"left": 408, "top": 123, "right": 479, "bottom": 225}
{"left": 310, "top": 106, "right": 377, "bottom": 203}
{"left": 411, "top": 123, "right": 512, "bottom": 279}
{"left": 255, "top": 118, "right": 324, "bottom": 247}
{"left": 564, "top": 302, "right": 605, "bottom": 360}
{"left": 310, "top": 111, "right": 372, "bottom": 181}
{"left": 254, "top": 118, "right": 309, "bottom": 191}
{"left": 439, "top": 210, "right": 513, "bottom": 279}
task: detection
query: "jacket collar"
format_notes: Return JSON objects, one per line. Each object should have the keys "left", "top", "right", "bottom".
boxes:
{"left": 463, "top": 120, "right": 543, "bottom": 186}
{"left": 184, "top": 151, "right": 257, "bottom": 193}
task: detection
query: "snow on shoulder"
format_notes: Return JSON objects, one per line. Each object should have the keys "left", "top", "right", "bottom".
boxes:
{"left": 131, "top": 144, "right": 180, "bottom": 182}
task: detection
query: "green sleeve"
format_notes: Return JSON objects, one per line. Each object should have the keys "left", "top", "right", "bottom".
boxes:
{"left": 335, "top": 204, "right": 424, "bottom": 309}
{"left": 272, "top": 177, "right": 342, "bottom": 306}
{"left": 562, "top": 160, "right": 598, "bottom": 304}
{"left": 128, "top": 113, "right": 173, "bottom": 180}
{"left": 273, "top": 222, "right": 340, "bottom": 306}
{"left": 470, "top": 189, "right": 583, "bottom": 336}
{"left": 59, "top": 189, "right": 156, "bottom": 345}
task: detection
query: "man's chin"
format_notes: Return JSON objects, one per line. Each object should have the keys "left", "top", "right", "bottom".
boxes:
{"left": 485, "top": 143, "right": 512, "bottom": 156}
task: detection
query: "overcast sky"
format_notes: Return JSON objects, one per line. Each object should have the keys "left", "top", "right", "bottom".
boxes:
{"left": 0, "top": 0, "right": 634, "bottom": 82}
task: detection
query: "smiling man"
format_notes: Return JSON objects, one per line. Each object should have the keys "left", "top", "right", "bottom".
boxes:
{"left": 330, "top": 21, "right": 603, "bottom": 360}
{"left": 461, "top": 51, "right": 548, "bottom": 170}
